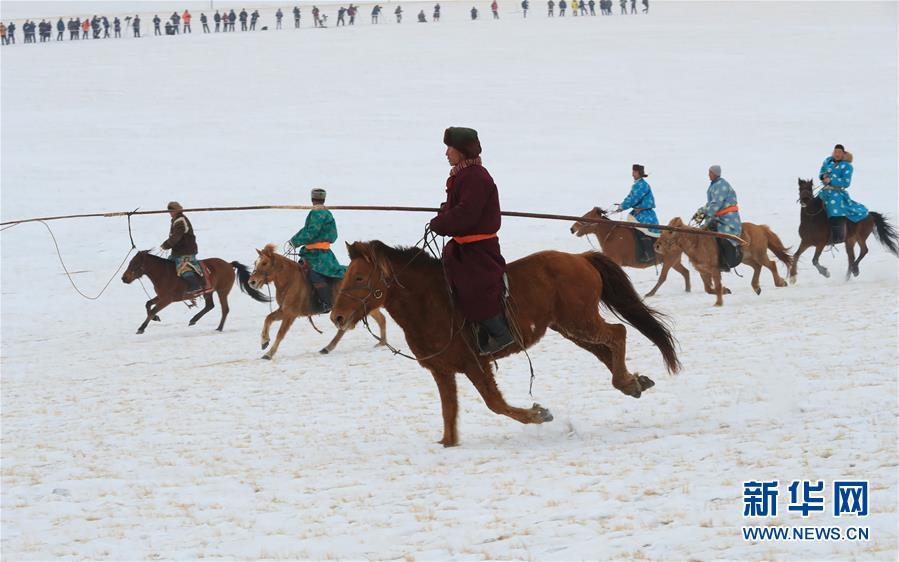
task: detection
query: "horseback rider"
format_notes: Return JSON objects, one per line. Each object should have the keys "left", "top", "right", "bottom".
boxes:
{"left": 819, "top": 143, "right": 866, "bottom": 244}
{"left": 694, "top": 165, "right": 743, "bottom": 271}
{"left": 288, "top": 188, "right": 346, "bottom": 313}
{"left": 613, "top": 164, "right": 660, "bottom": 263}
{"left": 429, "top": 127, "right": 514, "bottom": 356}
{"left": 160, "top": 201, "right": 204, "bottom": 293}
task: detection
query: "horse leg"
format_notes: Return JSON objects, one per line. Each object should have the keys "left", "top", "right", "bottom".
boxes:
{"left": 320, "top": 327, "right": 346, "bottom": 354}
{"left": 215, "top": 290, "right": 230, "bottom": 331}
{"left": 811, "top": 245, "right": 829, "bottom": 278}
{"left": 188, "top": 293, "right": 214, "bottom": 326}
{"left": 745, "top": 259, "right": 762, "bottom": 295}
{"left": 674, "top": 261, "right": 691, "bottom": 293}
{"left": 145, "top": 297, "right": 161, "bottom": 321}
{"left": 713, "top": 270, "right": 724, "bottom": 306}
{"left": 430, "top": 371, "right": 459, "bottom": 447}
{"left": 463, "top": 367, "right": 553, "bottom": 425}
{"left": 763, "top": 256, "right": 788, "bottom": 287}
{"left": 137, "top": 299, "right": 172, "bottom": 334}
{"left": 644, "top": 261, "right": 671, "bottom": 298}
{"left": 844, "top": 239, "right": 857, "bottom": 280}
{"left": 853, "top": 236, "right": 868, "bottom": 277}
{"left": 261, "top": 308, "right": 283, "bottom": 350}
{"left": 790, "top": 240, "right": 811, "bottom": 284}
{"left": 262, "top": 314, "right": 296, "bottom": 360}
{"left": 553, "top": 324, "right": 654, "bottom": 398}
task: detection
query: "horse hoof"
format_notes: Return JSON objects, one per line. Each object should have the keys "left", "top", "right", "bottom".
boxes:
{"left": 637, "top": 374, "right": 655, "bottom": 393}
{"left": 261, "top": 341, "right": 269, "bottom": 350}
{"left": 319, "top": 348, "right": 329, "bottom": 355}
{"left": 821, "top": 269, "right": 830, "bottom": 278}
{"left": 152, "top": 315, "right": 160, "bottom": 322}
{"left": 532, "top": 402, "right": 554, "bottom": 423}
{"left": 261, "top": 354, "right": 272, "bottom": 361}
{"left": 723, "top": 288, "right": 732, "bottom": 295}
{"left": 136, "top": 329, "right": 144, "bottom": 335}
{"left": 754, "top": 287, "right": 761, "bottom": 295}
{"left": 188, "top": 321, "right": 196, "bottom": 326}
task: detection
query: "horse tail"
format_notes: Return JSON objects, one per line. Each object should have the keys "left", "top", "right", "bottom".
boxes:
{"left": 762, "top": 225, "right": 793, "bottom": 269}
{"left": 231, "top": 261, "right": 272, "bottom": 302}
{"left": 585, "top": 252, "right": 681, "bottom": 374}
{"left": 870, "top": 212, "right": 899, "bottom": 257}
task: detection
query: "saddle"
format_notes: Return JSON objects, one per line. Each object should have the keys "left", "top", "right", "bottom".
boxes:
{"left": 296, "top": 258, "right": 340, "bottom": 312}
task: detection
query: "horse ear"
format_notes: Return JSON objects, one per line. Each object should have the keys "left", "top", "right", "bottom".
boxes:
{"left": 256, "top": 248, "right": 263, "bottom": 256}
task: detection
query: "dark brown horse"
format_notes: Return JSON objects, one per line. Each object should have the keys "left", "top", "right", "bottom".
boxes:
{"left": 570, "top": 207, "right": 692, "bottom": 297}
{"left": 792, "top": 178, "right": 899, "bottom": 281}
{"left": 121, "top": 251, "right": 270, "bottom": 334}
{"left": 331, "top": 241, "right": 680, "bottom": 447}
{"left": 248, "top": 244, "right": 387, "bottom": 359}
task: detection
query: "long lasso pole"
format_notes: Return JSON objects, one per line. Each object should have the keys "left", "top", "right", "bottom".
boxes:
{"left": 0, "top": 204, "right": 747, "bottom": 244}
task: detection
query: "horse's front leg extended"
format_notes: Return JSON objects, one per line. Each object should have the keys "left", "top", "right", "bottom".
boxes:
{"left": 811, "top": 245, "right": 829, "bottom": 278}
{"left": 261, "top": 308, "right": 283, "bottom": 350}
{"left": 138, "top": 299, "right": 171, "bottom": 334}
{"left": 262, "top": 314, "right": 296, "bottom": 360}
{"left": 145, "top": 297, "right": 160, "bottom": 321}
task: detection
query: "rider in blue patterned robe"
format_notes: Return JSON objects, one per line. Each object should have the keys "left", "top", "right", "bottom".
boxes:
{"left": 818, "top": 144, "right": 867, "bottom": 244}
{"left": 616, "top": 164, "right": 659, "bottom": 262}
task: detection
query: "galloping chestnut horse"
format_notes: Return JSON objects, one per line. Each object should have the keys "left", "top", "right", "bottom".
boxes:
{"left": 570, "top": 207, "right": 692, "bottom": 297}
{"left": 248, "top": 244, "right": 387, "bottom": 359}
{"left": 121, "top": 251, "right": 270, "bottom": 334}
{"left": 331, "top": 241, "right": 680, "bottom": 447}
{"left": 792, "top": 178, "right": 899, "bottom": 281}
{"left": 654, "top": 218, "right": 792, "bottom": 306}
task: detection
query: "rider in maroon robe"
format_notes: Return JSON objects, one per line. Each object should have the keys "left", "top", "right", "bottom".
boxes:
{"left": 429, "top": 127, "right": 514, "bottom": 355}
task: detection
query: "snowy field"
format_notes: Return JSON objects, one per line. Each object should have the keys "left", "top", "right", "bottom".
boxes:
{"left": 2, "top": 0, "right": 898, "bottom": 560}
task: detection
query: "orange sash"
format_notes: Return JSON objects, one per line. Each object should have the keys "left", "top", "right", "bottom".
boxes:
{"left": 452, "top": 233, "right": 498, "bottom": 245}
{"left": 305, "top": 241, "right": 331, "bottom": 250}
{"left": 716, "top": 205, "right": 739, "bottom": 217}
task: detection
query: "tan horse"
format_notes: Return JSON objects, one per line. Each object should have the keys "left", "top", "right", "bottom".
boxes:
{"left": 248, "top": 244, "right": 387, "bottom": 359}
{"left": 570, "top": 207, "right": 692, "bottom": 297}
{"left": 654, "top": 218, "right": 792, "bottom": 306}
{"left": 331, "top": 241, "right": 680, "bottom": 447}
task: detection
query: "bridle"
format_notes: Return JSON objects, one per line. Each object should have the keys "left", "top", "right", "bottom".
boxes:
{"left": 798, "top": 186, "right": 826, "bottom": 217}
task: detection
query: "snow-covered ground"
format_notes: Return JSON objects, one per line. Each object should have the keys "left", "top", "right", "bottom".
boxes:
{"left": 2, "top": 1, "right": 897, "bottom": 560}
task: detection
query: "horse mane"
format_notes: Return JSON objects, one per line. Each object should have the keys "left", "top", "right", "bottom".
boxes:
{"left": 348, "top": 240, "right": 441, "bottom": 270}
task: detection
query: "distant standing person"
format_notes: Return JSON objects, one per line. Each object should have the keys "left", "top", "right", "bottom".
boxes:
{"left": 132, "top": 15, "right": 141, "bottom": 37}
{"left": 395, "top": 5, "right": 403, "bottom": 22}
{"left": 81, "top": 18, "right": 89, "bottom": 39}
{"left": 103, "top": 16, "right": 110, "bottom": 38}
{"left": 182, "top": 10, "right": 192, "bottom": 33}
{"left": 170, "top": 11, "right": 180, "bottom": 33}
{"left": 113, "top": 16, "right": 121, "bottom": 37}
{"left": 276, "top": 8, "right": 283, "bottom": 28}
{"left": 250, "top": 10, "right": 259, "bottom": 30}
{"left": 239, "top": 9, "right": 248, "bottom": 31}
{"left": 214, "top": 11, "right": 221, "bottom": 31}
{"left": 337, "top": 6, "right": 346, "bottom": 26}
{"left": 371, "top": 5, "right": 381, "bottom": 23}
{"left": 56, "top": 18, "right": 64, "bottom": 40}
{"left": 434, "top": 3, "right": 441, "bottom": 20}
{"left": 571, "top": 0, "right": 578, "bottom": 16}
{"left": 588, "top": 0, "right": 595, "bottom": 15}
{"left": 6, "top": 21, "right": 15, "bottom": 43}
{"left": 293, "top": 6, "right": 301, "bottom": 27}
{"left": 153, "top": 14, "right": 161, "bottom": 34}
{"left": 313, "top": 6, "right": 322, "bottom": 27}
{"left": 580, "top": 0, "right": 588, "bottom": 15}
{"left": 418, "top": 9, "right": 427, "bottom": 22}
{"left": 630, "top": 0, "right": 636, "bottom": 13}
{"left": 471, "top": 6, "right": 478, "bottom": 19}
{"left": 201, "top": 13, "right": 209, "bottom": 32}
{"left": 547, "top": 0, "right": 555, "bottom": 16}
{"left": 642, "top": 0, "right": 648, "bottom": 13}
{"left": 0, "top": 22, "right": 6, "bottom": 45}
{"left": 491, "top": 0, "right": 499, "bottom": 18}
{"left": 522, "top": 0, "right": 529, "bottom": 17}
{"left": 559, "top": 0, "right": 567, "bottom": 16}
{"left": 348, "top": 5, "right": 357, "bottom": 24}
{"left": 620, "top": 0, "right": 626, "bottom": 14}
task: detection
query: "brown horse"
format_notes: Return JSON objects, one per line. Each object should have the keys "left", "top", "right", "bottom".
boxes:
{"left": 570, "top": 207, "right": 692, "bottom": 297}
{"left": 330, "top": 241, "right": 680, "bottom": 447}
{"left": 121, "top": 251, "right": 270, "bottom": 334}
{"left": 791, "top": 178, "right": 899, "bottom": 281}
{"left": 247, "top": 244, "right": 388, "bottom": 359}
{"left": 654, "top": 218, "right": 792, "bottom": 306}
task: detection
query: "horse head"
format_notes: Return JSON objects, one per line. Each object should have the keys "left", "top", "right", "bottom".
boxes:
{"left": 331, "top": 241, "right": 395, "bottom": 330}
{"left": 248, "top": 244, "right": 279, "bottom": 289}
{"left": 570, "top": 206, "right": 609, "bottom": 236}
{"left": 654, "top": 217, "right": 685, "bottom": 255}
{"left": 121, "top": 250, "right": 152, "bottom": 284}
{"left": 797, "top": 178, "right": 815, "bottom": 208}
